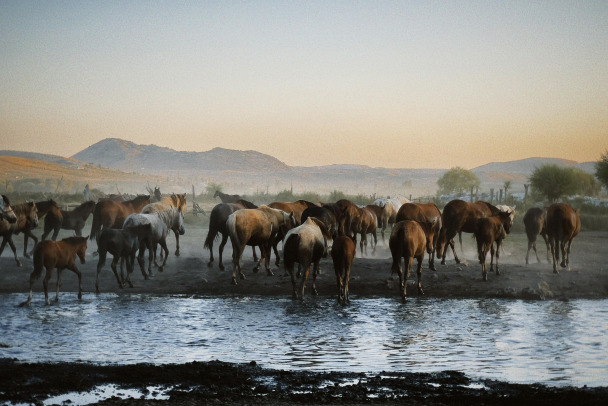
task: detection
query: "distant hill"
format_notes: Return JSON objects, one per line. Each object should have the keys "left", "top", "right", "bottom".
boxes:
{"left": 71, "top": 138, "right": 291, "bottom": 174}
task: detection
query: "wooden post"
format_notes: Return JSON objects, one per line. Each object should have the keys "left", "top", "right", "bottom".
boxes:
{"left": 490, "top": 188, "right": 494, "bottom": 204}
{"left": 524, "top": 184, "right": 529, "bottom": 201}
{"left": 499, "top": 189, "right": 503, "bottom": 203}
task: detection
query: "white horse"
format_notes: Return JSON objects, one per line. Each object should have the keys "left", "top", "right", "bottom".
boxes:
{"left": 123, "top": 207, "right": 185, "bottom": 277}
{"left": 0, "top": 194, "right": 17, "bottom": 224}
{"left": 373, "top": 196, "right": 411, "bottom": 242}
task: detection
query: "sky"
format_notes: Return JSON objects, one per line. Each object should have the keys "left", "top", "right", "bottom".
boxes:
{"left": 1, "top": 1, "right": 607, "bottom": 169}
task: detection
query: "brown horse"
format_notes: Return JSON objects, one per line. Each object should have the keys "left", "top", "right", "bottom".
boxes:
{"left": 204, "top": 199, "right": 258, "bottom": 270}
{"left": 142, "top": 193, "right": 187, "bottom": 256}
{"left": 396, "top": 203, "right": 442, "bottom": 271}
{"left": 268, "top": 200, "right": 319, "bottom": 225}
{"left": 389, "top": 220, "right": 433, "bottom": 301}
{"left": 474, "top": 211, "right": 513, "bottom": 281}
{"left": 332, "top": 235, "right": 356, "bottom": 304}
{"left": 95, "top": 228, "right": 139, "bottom": 293}
{"left": 214, "top": 190, "right": 242, "bottom": 203}
{"left": 89, "top": 194, "right": 150, "bottom": 242}
{"left": 227, "top": 206, "right": 296, "bottom": 284}
{"left": 524, "top": 207, "right": 550, "bottom": 264}
{"left": 20, "top": 236, "right": 88, "bottom": 306}
{"left": 22, "top": 199, "right": 61, "bottom": 258}
{"left": 42, "top": 201, "right": 96, "bottom": 242}
{"left": 283, "top": 217, "right": 331, "bottom": 300}
{"left": 335, "top": 199, "right": 360, "bottom": 239}
{"left": 0, "top": 194, "right": 17, "bottom": 224}
{"left": 356, "top": 206, "right": 378, "bottom": 256}
{"left": 436, "top": 200, "right": 506, "bottom": 265}
{"left": 0, "top": 202, "right": 38, "bottom": 267}
{"left": 546, "top": 203, "right": 580, "bottom": 273}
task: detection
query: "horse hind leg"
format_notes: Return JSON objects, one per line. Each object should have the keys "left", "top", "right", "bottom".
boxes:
{"left": 110, "top": 256, "right": 124, "bottom": 290}
{"left": 54, "top": 269, "right": 64, "bottom": 303}
{"left": 96, "top": 251, "right": 107, "bottom": 294}
{"left": 3, "top": 237, "right": 22, "bottom": 267}
{"left": 19, "top": 265, "right": 46, "bottom": 307}
{"left": 218, "top": 234, "right": 229, "bottom": 271}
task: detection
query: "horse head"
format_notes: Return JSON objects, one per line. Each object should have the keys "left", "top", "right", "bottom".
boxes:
{"left": 26, "top": 202, "right": 39, "bottom": 228}
{"left": 0, "top": 195, "right": 17, "bottom": 224}
{"left": 213, "top": 190, "right": 220, "bottom": 199}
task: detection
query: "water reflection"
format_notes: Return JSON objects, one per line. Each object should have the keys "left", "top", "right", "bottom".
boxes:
{"left": 1, "top": 294, "right": 607, "bottom": 387}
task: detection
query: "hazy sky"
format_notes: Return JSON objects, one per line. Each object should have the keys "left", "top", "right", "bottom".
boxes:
{"left": 1, "top": 1, "right": 607, "bottom": 169}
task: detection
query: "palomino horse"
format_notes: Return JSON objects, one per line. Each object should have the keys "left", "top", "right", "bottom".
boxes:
{"left": 436, "top": 200, "right": 507, "bottom": 265}
{"left": 227, "top": 206, "right": 295, "bottom": 284}
{"left": 356, "top": 206, "right": 378, "bottom": 256}
{"left": 123, "top": 207, "right": 185, "bottom": 277}
{"left": 213, "top": 190, "right": 242, "bottom": 204}
{"left": 474, "top": 211, "right": 513, "bottom": 281}
{"left": 204, "top": 199, "right": 258, "bottom": 270}
{"left": 332, "top": 235, "right": 356, "bottom": 304}
{"left": 20, "top": 236, "right": 88, "bottom": 306}
{"left": 42, "top": 201, "right": 96, "bottom": 242}
{"left": 373, "top": 196, "right": 411, "bottom": 242}
{"left": 142, "top": 193, "right": 187, "bottom": 256}
{"left": 546, "top": 203, "right": 580, "bottom": 273}
{"left": 22, "top": 199, "right": 61, "bottom": 257}
{"left": 523, "top": 207, "right": 550, "bottom": 264}
{"left": 396, "top": 203, "right": 442, "bottom": 271}
{"left": 283, "top": 217, "right": 331, "bottom": 300}
{"left": 389, "top": 220, "right": 434, "bottom": 301}
{"left": 0, "top": 194, "right": 17, "bottom": 224}
{"left": 89, "top": 195, "right": 150, "bottom": 242}
{"left": 95, "top": 228, "right": 139, "bottom": 293}
{"left": 0, "top": 202, "right": 38, "bottom": 267}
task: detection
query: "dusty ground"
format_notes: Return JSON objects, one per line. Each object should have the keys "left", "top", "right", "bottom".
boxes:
{"left": 1, "top": 224, "right": 607, "bottom": 404}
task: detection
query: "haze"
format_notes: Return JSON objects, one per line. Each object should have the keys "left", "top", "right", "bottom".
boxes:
{"left": 1, "top": 1, "right": 607, "bottom": 169}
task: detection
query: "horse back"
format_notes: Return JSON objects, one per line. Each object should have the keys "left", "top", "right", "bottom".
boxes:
{"left": 390, "top": 220, "right": 426, "bottom": 258}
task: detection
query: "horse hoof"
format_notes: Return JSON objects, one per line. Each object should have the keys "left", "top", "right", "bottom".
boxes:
{"left": 175, "top": 251, "right": 180, "bottom": 256}
{"left": 267, "top": 270, "right": 274, "bottom": 276}
{"left": 219, "top": 265, "right": 225, "bottom": 271}
{"left": 252, "top": 267, "right": 260, "bottom": 273}
{"left": 24, "top": 254, "right": 31, "bottom": 259}
{"left": 92, "top": 252, "right": 99, "bottom": 257}
{"left": 231, "top": 278, "right": 238, "bottom": 285}
{"left": 16, "top": 262, "right": 22, "bottom": 267}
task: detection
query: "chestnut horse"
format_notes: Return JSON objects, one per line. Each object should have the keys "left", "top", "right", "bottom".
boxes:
{"left": 22, "top": 199, "right": 61, "bottom": 258}
{"left": 42, "top": 201, "right": 96, "bottom": 242}
{"left": 142, "top": 193, "right": 187, "bottom": 256}
{"left": 0, "top": 194, "right": 17, "bottom": 224}
{"left": 356, "top": 206, "right": 378, "bottom": 256}
{"left": 204, "top": 199, "right": 258, "bottom": 270}
{"left": 283, "top": 217, "right": 331, "bottom": 300}
{"left": 20, "top": 236, "right": 88, "bottom": 306}
{"left": 89, "top": 195, "right": 150, "bottom": 242}
{"left": 227, "top": 206, "right": 295, "bottom": 284}
{"left": 474, "top": 211, "right": 513, "bottom": 281}
{"left": 389, "top": 220, "right": 434, "bottom": 301}
{"left": 396, "top": 203, "right": 442, "bottom": 271}
{"left": 335, "top": 199, "right": 360, "bottom": 239}
{"left": 546, "top": 203, "right": 580, "bottom": 273}
{"left": 523, "top": 207, "right": 549, "bottom": 264}
{"left": 0, "top": 202, "right": 38, "bottom": 267}
{"left": 332, "top": 235, "right": 356, "bottom": 304}
{"left": 268, "top": 200, "right": 319, "bottom": 225}
{"left": 436, "top": 200, "right": 506, "bottom": 265}
{"left": 213, "top": 190, "right": 242, "bottom": 204}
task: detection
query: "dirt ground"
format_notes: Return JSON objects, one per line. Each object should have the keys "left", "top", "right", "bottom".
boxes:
{"left": 1, "top": 224, "right": 607, "bottom": 405}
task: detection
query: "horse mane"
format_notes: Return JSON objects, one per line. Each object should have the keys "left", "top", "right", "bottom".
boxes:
{"left": 235, "top": 199, "right": 257, "bottom": 209}
{"left": 71, "top": 200, "right": 96, "bottom": 215}
{"left": 61, "top": 235, "right": 88, "bottom": 245}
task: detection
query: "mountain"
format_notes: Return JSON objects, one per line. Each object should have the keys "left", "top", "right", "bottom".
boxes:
{"left": 71, "top": 138, "right": 291, "bottom": 174}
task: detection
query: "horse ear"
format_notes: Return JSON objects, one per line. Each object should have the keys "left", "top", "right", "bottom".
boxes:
{"left": 83, "top": 235, "right": 89, "bottom": 240}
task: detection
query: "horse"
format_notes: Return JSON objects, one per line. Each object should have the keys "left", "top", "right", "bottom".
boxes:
{"left": 0, "top": 202, "right": 38, "bottom": 267}
{"left": 356, "top": 206, "right": 378, "bottom": 256}
{"left": 19, "top": 236, "right": 88, "bottom": 306}
{"left": 396, "top": 203, "right": 442, "bottom": 271}
{"left": 301, "top": 206, "right": 339, "bottom": 240}
{"left": 141, "top": 193, "right": 187, "bottom": 256}
{"left": 389, "top": 220, "right": 433, "bottom": 301}
{"left": 227, "top": 206, "right": 295, "bottom": 285}
{"left": 546, "top": 203, "right": 580, "bottom": 273}
{"left": 95, "top": 228, "right": 139, "bottom": 293}
{"left": 283, "top": 217, "right": 331, "bottom": 300}
{"left": 335, "top": 199, "right": 360, "bottom": 239}
{"left": 89, "top": 194, "right": 151, "bottom": 242}
{"left": 474, "top": 211, "right": 513, "bottom": 281}
{"left": 373, "top": 196, "right": 411, "bottom": 242}
{"left": 0, "top": 194, "right": 17, "bottom": 224}
{"left": 332, "top": 235, "right": 356, "bottom": 304}
{"left": 213, "top": 190, "right": 242, "bottom": 204}
{"left": 204, "top": 199, "right": 258, "bottom": 270}
{"left": 123, "top": 207, "right": 185, "bottom": 277}
{"left": 41, "top": 201, "right": 96, "bottom": 242}
{"left": 17, "top": 199, "right": 61, "bottom": 258}
{"left": 268, "top": 200, "right": 319, "bottom": 225}
{"left": 523, "top": 207, "right": 550, "bottom": 264}
{"left": 436, "top": 200, "right": 507, "bottom": 265}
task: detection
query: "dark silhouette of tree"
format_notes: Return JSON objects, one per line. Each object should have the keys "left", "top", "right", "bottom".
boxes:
{"left": 596, "top": 150, "right": 608, "bottom": 190}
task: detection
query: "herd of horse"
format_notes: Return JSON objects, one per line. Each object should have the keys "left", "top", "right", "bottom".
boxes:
{"left": 0, "top": 190, "right": 581, "bottom": 305}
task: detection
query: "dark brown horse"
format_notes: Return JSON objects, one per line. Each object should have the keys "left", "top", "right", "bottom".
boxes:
{"left": 95, "top": 228, "right": 139, "bottom": 293}
{"left": 42, "top": 201, "right": 96, "bottom": 242}
{"left": 213, "top": 190, "right": 242, "bottom": 204}
{"left": 22, "top": 199, "right": 61, "bottom": 258}
{"left": 389, "top": 220, "right": 433, "bottom": 301}
{"left": 89, "top": 195, "right": 150, "bottom": 242}
{"left": 523, "top": 207, "right": 549, "bottom": 264}
{"left": 301, "top": 206, "right": 339, "bottom": 240}
{"left": 332, "top": 235, "right": 356, "bottom": 304}
{"left": 20, "top": 236, "right": 88, "bottom": 306}
{"left": 474, "top": 211, "right": 513, "bottom": 281}
{"left": 436, "top": 200, "right": 507, "bottom": 265}
{"left": 0, "top": 194, "right": 17, "bottom": 224}
{"left": 0, "top": 202, "right": 38, "bottom": 267}
{"left": 268, "top": 200, "right": 319, "bottom": 225}
{"left": 396, "top": 203, "right": 442, "bottom": 271}
{"left": 204, "top": 199, "right": 258, "bottom": 270}
{"left": 546, "top": 203, "right": 580, "bottom": 273}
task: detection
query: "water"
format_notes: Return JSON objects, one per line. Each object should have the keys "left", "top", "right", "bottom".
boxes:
{"left": 1, "top": 293, "right": 607, "bottom": 387}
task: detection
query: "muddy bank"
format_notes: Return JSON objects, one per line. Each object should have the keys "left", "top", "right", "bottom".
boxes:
{"left": 1, "top": 358, "right": 607, "bottom": 405}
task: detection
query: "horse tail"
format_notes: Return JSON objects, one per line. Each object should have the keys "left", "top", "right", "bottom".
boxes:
{"left": 90, "top": 202, "right": 103, "bottom": 241}
{"left": 203, "top": 225, "right": 218, "bottom": 249}
{"left": 226, "top": 214, "right": 239, "bottom": 251}
{"left": 31, "top": 242, "right": 46, "bottom": 280}
{"left": 283, "top": 233, "right": 300, "bottom": 269}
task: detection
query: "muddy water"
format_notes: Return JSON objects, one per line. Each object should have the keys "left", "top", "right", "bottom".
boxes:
{"left": 1, "top": 294, "right": 606, "bottom": 387}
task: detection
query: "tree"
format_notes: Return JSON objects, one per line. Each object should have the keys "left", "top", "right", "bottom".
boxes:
{"left": 437, "top": 167, "right": 480, "bottom": 195}
{"left": 529, "top": 164, "right": 578, "bottom": 203}
{"left": 205, "top": 182, "right": 222, "bottom": 197}
{"left": 596, "top": 150, "right": 608, "bottom": 190}
{"left": 570, "top": 168, "right": 600, "bottom": 197}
